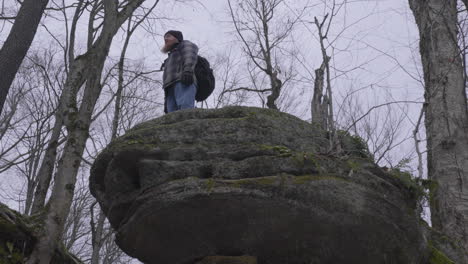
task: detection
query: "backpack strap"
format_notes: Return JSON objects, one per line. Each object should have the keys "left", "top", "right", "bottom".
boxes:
{"left": 159, "top": 59, "right": 167, "bottom": 71}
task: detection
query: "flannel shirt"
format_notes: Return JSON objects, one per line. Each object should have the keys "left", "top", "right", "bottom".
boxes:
{"left": 162, "top": 40, "right": 199, "bottom": 90}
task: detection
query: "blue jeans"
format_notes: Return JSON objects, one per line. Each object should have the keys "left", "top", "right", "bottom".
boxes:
{"left": 166, "top": 82, "right": 197, "bottom": 113}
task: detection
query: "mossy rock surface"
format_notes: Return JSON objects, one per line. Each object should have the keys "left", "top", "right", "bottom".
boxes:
{"left": 90, "top": 106, "right": 429, "bottom": 264}
{"left": 0, "top": 203, "right": 82, "bottom": 264}
{"left": 429, "top": 245, "right": 454, "bottom": 264}
{"left": 424, "top": 224, "right": 467, "bottom": 264}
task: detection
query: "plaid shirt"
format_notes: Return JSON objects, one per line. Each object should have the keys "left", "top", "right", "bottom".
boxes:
{"left": 162, "top": 40, "right": 199, "bottom": 89}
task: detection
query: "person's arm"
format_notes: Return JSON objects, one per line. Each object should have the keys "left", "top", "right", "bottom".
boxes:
{"left": 181, "top": 41, "right": 199, "bottom": 73}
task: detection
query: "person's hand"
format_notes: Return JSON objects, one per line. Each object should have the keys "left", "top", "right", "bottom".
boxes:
{"left": 181, "top": 71, "right": 194, "bottom": 85}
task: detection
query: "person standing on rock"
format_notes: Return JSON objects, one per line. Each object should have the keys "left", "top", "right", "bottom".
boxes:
{"left": 161, "top": 30, "right": 199, "bottom": 113}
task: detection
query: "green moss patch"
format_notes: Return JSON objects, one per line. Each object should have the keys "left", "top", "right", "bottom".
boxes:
{"left": 259, "top": 145, "right": 293, "bottom": 157}
{"left": 292, "top": 175, "right": 348, "bottom": 184}
{"left": 388, "top": 169, "right": 425, "bottom": 201}
{"left": 0, "top": 206, "right": 34, "bottom": 263}
{"left": 428, "top": 244, "right": 455, "bottom": 264}
{"left": 346, "top": 160, "right": 361, "bottom": 172}
{"left": 0, "top": 204, "right": 83, "bottom": 264}
{"left": 205, "top": 174, "right": 347, "bottom": 190}
{"left": 222, "top": 176, "right": 280, "bottom": 188}
{"left": 336, "top": 130, "right": 372, "bottom": 159}
{"left": 0, "top": 242, "right": 25, "bottom": 264}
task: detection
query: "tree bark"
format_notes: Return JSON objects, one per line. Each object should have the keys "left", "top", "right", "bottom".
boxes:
{"left": 26, "top": 1, "right": 145, "bottom": 263}
{"left": 314, "top": 15, "right": 337, "bottom": 151}
{"left": 31, "top": 0, "right": 85, "bottom": 215}
{"left": 260, "top": 1, "right": 282, "bottom": 110}
{"left": 409, "top": 0, "right": 468, "bottom": 257}
{"left": 90, "top": 209, "right": 106, "bottom": 264}
{"left": 91, "top": 15, "right": 133, "bottom": 263}
{"left": 0, "top": 0, "right": 49, "bottom": 115}
{"left": 24, "top": 178, "right": 35, "bottom": 215}
{"left": 266, "top": 71, "right": 282, "bottom": 110}
{"left": 25, "top": 53, "right": 88, "bottom": 264}
{"left": 311, "top": 60, "right": 328, "bottom": 130}
{"left": 30, "top": 116, "right": 63, "bottom": 214}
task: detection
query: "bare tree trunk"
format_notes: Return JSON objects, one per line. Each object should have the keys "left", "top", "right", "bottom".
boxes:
{"left": 409, "top": 0, "right": 468, "bottom": 256}
{"left": 261, "top": 2, "right": 281, "bottom": 110}
{"left": 0, "top": 0, "right": 49, "bottom": 115}
{"left": 311, "top": 60, "right": 328, "bottom": 130}
{"left": 30, "top": 117, "right": 63, "bottom": 214}
{"left": 26, "top": 1, "right": 145, "bottom": 263}
{"left": 314, "top": 15, "right": 337, "bottom": 151}
{"left": 30, "top": 0, "right": 86, "bottom": 215}
{"left": 24, "top": 115, "right": 52, "bottom": 215}
{"left": 91, "top": 15, "right": 131, "bottom": 263}
{"left": 111, "top": 16, "right": 134, "bottom": 139}
{"left": 90, "top": 208, "right": 106, "bottom": 264}
{"left": 25, "top": 55, "right": 88, "bottom": 264}
{"left": 413, "top": 107, "right": 425, "bottom": 180}
{"left": 266, "top": 71, "right": 282, "bottom": 110}
{"left": 28, "top": 55, "right": 107, "bottom": 264}
{"left": 24, "top": 178, "right": 36, "bottom": 215}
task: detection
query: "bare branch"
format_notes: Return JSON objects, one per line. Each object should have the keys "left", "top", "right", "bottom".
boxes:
{"left": 345, "top": 101, "right": 423, "bottom": 132}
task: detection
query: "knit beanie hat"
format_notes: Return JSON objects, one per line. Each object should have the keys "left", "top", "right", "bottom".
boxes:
{"left": 164, "top": 30, "right": 183, "bottom": 42}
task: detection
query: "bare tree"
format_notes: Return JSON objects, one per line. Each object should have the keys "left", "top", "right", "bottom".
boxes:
{"left": 311, "top": 58, "right": 329, "bottom": 130}
{"left": 0, "top": 50, "right": 65, "bottom": 211}
{"left": 30, "top": 0, "right": 87, "bottom": 214}
{"left": 409, "top": 0, "right": 468, "bottom": 257}
{"left": 16, "top": 75, "right": 58, "bottom": 215}
{"left": 227, "top": 0, "right": 303, "bottom": 110}
{"left": 0, "top": 78, "right": 33, "bottom": 173}
{"left": 302, "top": 1, "right": 364, "bottom": 153}
{"left": 208, "top": 48, "right": 252, "bottom": 108}
{"left": 310, "top": 14, "right": 334, "bottom": 135}
{"left": 334, "top": 83, "right": 423, "bottom": 168}
{"left": 0, "top": 0, "right": 50, "bottom": 115}
{"left": 26, "top": 1, "right": 152, "bottom": 263}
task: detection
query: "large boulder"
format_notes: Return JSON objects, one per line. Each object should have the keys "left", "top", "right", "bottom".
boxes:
{"left": 89, "top": 106, "right": 441, "bottom": 264}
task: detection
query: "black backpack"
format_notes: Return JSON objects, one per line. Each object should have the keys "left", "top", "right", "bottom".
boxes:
{"left": 194, "top": 56, "right": 215, "bottom": 102}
